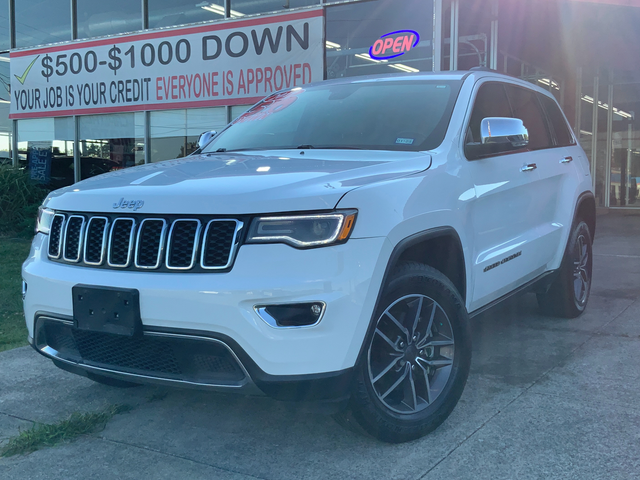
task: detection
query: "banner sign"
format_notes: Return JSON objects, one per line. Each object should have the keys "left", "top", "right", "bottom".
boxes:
{"left": 10, "top": 9, "right": 323, "bottom": 119}
{"left": 27, "top": 141, "right": 52, "bottom": 183}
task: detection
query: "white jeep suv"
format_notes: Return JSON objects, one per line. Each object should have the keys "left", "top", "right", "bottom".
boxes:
{"left": 23, "top": 71, "right": 595, "bottom": 443}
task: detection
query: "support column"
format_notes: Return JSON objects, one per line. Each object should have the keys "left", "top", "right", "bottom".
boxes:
{"left": 74, "top": 116, "right": 81, "bottom": 184}
{"left": 590, "top": 76, "right": 598, "bottom": 189}
{"left": 11, "top": 120, "right": 17, "bottom": 167}
{"left": 144, "top": 111, "right": 150, "bottom": 164}
{"left": 574, "top": 67, "right": 582, "bottom": 135}
{"left": 434, "top": 0, "right": 443, "bottom": 71}
{"left": 490, "top": 0, "right": 498, "bottom": 70}
{"left": 450, "top": 0, "right": 459, "bottom": 71}
{"left": 605, "top": 74, "right": 613, "bottom": 207}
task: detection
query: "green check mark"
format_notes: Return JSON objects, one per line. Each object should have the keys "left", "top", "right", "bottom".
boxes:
{"left": 14, "top": 55, "right": 40, "bottom": 85}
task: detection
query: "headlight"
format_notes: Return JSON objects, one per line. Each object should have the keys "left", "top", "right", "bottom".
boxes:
{"left": 36, "top": 207, "right": 56, "bottom": 234}
{"left": 246, "top": 210, "right": 357, "bottom": 248}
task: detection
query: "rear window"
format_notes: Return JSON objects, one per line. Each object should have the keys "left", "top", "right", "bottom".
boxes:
{"left": 203, "top": 80, "right": 462, "bottom": 153}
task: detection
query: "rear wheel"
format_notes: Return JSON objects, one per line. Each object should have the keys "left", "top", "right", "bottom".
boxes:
{"left": 347, "top": 262, "right": 471, "bottom": 443}
{"left": 537, "top": 220, "right": 593, "bottom": 318}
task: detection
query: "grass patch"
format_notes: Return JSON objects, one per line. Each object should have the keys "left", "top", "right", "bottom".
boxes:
{"left": 0, "top": 237, "right": 32, "bottom": 352}
{"left": 0, "top": 404, "right": 133, "bottom": 457}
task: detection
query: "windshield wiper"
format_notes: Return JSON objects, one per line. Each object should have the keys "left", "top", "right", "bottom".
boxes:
{"left": 292, "top": 145, "right": 365, "bottom": 150}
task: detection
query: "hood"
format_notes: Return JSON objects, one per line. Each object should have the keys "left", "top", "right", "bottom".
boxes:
{"left": 44, "top": 150, "right": 431, "bottom": 215}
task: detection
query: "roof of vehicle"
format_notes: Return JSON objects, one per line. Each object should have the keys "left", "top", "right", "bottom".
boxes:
{"left": 299, "top": 70, "right": 558, "bottom": 101}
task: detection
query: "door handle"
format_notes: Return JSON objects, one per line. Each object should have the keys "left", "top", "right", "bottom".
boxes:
{"left": 560, "top": 156, "right": 573, "bottom": 164}
{"left": 521, "top": 163, "right": 537, "bottom": 172}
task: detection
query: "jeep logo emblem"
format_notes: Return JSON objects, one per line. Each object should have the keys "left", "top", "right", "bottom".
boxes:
{"left": 113, "top": 198, "right": 145, "bottom": 211}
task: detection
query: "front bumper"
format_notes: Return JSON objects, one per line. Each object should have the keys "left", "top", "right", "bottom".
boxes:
{"left": 23, "top": 234, "right": 390, "bottom": 380}
{"left": 30, "top": 315, "right": 356, "bottom": 401}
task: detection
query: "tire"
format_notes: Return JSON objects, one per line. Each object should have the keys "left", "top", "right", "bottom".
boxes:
{"left": 87, "top": 372, "right": 141, "bottom": 388}
{"left": 537, "top": 220, "right": 593, "bottom": 318}
{"left": 347, "top": 262, "right": 471, "bottom": 443}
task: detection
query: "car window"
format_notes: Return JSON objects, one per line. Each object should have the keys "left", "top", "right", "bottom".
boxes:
{"left": 505, "top": 85, "right": 553, "bottom": 150}
{"left": 538, "top": 93, "right": 576, "bottom": 147}
{"left": 203, "top": 80, "right": 463, "bottom": 153}
{"left": 467, "top": 82, "right": 512, "bottom": 143}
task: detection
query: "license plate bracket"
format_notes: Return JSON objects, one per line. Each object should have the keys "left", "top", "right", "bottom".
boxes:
{"left": 73, "top": 285, "right": 141, "bottom": 337}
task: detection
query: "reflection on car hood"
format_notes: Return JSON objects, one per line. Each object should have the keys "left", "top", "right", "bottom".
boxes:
{"left": 44, "top": 150, "right": 432, "bottom": 214}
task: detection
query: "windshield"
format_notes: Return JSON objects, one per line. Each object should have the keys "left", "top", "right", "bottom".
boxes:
{"left": 203, "top": 80, "right": 462, "bottom": 153}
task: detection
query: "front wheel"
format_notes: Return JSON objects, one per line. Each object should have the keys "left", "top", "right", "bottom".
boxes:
{"left": 537, "top": 220, "right": 593, "bottom": 318}
{"left": 348, "top": 262, "right": 471, "bottom": 443}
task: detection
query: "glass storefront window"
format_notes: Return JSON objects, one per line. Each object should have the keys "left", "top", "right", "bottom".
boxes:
{"left": 15, "top": 0, "right": 72, "bottom": 48}
{"left": 150, "top": 107, "right": 226, "bottom": 163}
{"left": 231, "top": 104, "right": 252, "bottom": 121}
{"left": 594, "top": 81, "right": 609, "bottom": 207}
{"left": 610, "top": 82, "right": 640, "bottom": 207}
{"left": 325, "top": 0, "right": 433, "bottom": 79}
{"left": 148, "top": 0, "right": 225, "bottom": 29}
{"left": 0, "top": 0, "right": 9, "bottom": 51}
{"left": 17, "top": 117, "right": 75, "bottom": 189}
{"left": 457, "top": 0, "right": 494, "bottom": 69}
{"left": 77, "top": 0, "right": 142, "bottom": 39}
{"left": 79, "top": 113, "right": 145, "bottom": 178}
{"left": 230, "top": 0, "right": 319, "bottom": 17}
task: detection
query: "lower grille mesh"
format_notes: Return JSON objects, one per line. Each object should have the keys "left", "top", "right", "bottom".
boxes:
{"left": 41, "top": 320, "right": 246, "bottom": 384}
{"left": 74, "top": 329, "right": 182, "bottom": 374}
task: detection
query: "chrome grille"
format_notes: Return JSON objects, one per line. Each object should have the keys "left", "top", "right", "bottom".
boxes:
{"left": 47, "top": 213, "right": 243, "bottom": 272}
{"left": 48, "top": 214, "right": 65, "bottom": 258}
{"left": 202, "top": 220, "right": 241, "bottom": 269}
{"left": 135, "top": 219, "right": 166, "bottom": 269}
{"left": 166, "top": 220, "right": 201, "bottom": 270}
{"left": 84, "top": 217, "right": 108, "bottom": 265}
{"left": 108, "top": 218, "right": 136, "bottom": 267}
{"left": 63, "top": 216, "right": 85, "bottom": 262}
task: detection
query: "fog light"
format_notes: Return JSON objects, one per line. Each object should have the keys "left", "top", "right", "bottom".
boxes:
{"left": 22, "top": 281, "right": 27, "bottom": 300}
{"left": 255, "top": 302, "right": 326, "bottom": 328}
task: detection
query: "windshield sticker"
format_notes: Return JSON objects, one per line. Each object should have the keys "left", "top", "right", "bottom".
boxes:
{"left": 234, "top": 89, "right": 304, "bottom": 123}
{"left": 369, "top": 30, "right": 420, "bottom": 60}
{"left": 396, "top": 138, "right": 415, "bottom": 145}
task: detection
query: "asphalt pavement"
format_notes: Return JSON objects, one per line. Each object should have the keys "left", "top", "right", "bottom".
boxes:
{"left": 1, "top": 209, "right": 639, "bottom": 480}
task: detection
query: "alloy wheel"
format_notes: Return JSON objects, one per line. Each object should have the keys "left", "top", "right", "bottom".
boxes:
{"left": 572, "top": 234, "right": 591, "bottom": 306}
{"left": 367, "top": 294, "right": 455, "bottom": 415}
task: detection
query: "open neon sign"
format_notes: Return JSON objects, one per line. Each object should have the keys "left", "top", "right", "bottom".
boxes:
{"left": 369, "top": 30, "right": 420, "bottom": 60}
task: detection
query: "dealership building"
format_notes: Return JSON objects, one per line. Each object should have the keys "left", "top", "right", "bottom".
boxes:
{"left": 1, "top": 0, "right": 639, "bottom": 208}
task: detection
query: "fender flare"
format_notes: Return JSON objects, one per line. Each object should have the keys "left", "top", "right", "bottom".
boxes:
{"left": 354, "top": 226, "right": 465, "bottom": 366}
{"left": 572, "top": 191, "right": 596, "bottom": 240}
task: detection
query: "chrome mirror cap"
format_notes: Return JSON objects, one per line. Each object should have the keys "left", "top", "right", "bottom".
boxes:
{"left": 197, "top": 130, "right": 217, "bottom": 149}
{"left": 480, "top": 117, "right": 529, "bottom": 148}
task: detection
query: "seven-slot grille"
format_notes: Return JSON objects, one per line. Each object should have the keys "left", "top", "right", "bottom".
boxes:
{"left": 48, "top": 213, "right": 242, "bottom": 272}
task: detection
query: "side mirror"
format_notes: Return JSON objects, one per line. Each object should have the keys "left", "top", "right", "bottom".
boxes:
{"left": 481, "top": 117, "right": 529, "bottom": 147}
{"left": 465, "top": 117, "right": 529, "bottom": 159}
{"left": 197, "top": 130, "right": 217, "bottom": 149}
